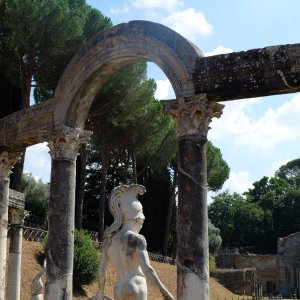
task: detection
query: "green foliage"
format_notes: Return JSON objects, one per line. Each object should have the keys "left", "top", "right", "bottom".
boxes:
{"left": 209, "top": 191, "right": 264, "bottom": 250}
{"left": 208, "top": 219, "right": 222, "bottom": 254}
{"left": 0, "top": 0, "right": 112, "bottom": 106}
{"left": 42, "top": 229, "right": 99, "bottom": 288}
{"left": 21, "top": 173, "right": 49, "bottom": 218}
{"left": 275, "top": 158, "right": 300, "bottom": 188}
{"left": 207, "top": 141, "right": 230, "bottom": 192}
{"left": 209, "top": 158, "right": 300, "bottom": 254}
{"left": 73, "top": 229, "right": 99, "bottom": 287}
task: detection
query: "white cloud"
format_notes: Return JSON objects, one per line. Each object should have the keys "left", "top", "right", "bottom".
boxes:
{"left": 205, "top": 45, "right": 233, "bottom": 57}
{"left": 109, "top": 5, "right": 130, "bottom": 15}
{"left": 162, "top": 8, "right": 213, "bottom": 42}
{"left": 24, "top": 143, "right": 51, "bottom": 183}
{"left": 155, "top": 79, "right": 175, "bottom": 99}
{"left": 222, "top": 170, "right": 254, "bottom": 194}
{"left": 209, "top": 94, "right": 300, "bottom": 153}
{"left": 131, "top": 0, "right": 183, "bottom": 11}
{"left": 269, "top": 158, "right": 291, "bottom": 175}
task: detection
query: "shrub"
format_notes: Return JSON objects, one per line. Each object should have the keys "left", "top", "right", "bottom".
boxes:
{"left": 42, "top": 229, "right": 99, "bottom": 288}
{"left": 73, "top": 229, "right": 99, "bottom": 287}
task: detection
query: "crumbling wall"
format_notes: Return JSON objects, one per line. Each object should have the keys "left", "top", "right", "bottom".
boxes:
{"left": 277, "top": 232, "right": 300, "bottom": 297}
{"left": 216, "top": 253, "right": 278, "bottom": 294}
{"left": 213, "top": 268, "right": 256, "bottom": 295}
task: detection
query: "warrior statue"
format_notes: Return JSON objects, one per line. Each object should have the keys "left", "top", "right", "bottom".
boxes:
{"left": 95, "top": 184, "right": 174, "bottom": 300}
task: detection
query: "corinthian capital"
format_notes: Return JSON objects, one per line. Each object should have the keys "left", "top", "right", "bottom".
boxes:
{"left": 8, "top": 208, "right": 24, "bottom": 225}
{"left": 41, "top": 125, "right": 92, "bottom": 161}
{"left": 161, "top": 94, "right": 224, "bottom": 138}
{"left": 0, "top": 151, "right": 22, "bottom": 179}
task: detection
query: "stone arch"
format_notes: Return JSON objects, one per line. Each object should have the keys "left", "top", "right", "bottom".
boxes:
{"left": 53, "top": 20, "right": 204, "bottom": 128}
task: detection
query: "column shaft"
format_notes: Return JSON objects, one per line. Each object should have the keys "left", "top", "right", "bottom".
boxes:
{"left": 7, "top": 222, "right": 23, "bottom": 300}
{"left": 0, "top": 151, "right": 21, "bottom": 299}
{"left": 161, "top": 95, "right": 224, "bottom": 300}
{"left": 177, "top": 135, "right": 209, "bottom": 299}
{"left": 45, "top": 158, "right": 76, "bottom": 299}
{"left": 43, "top": 126, "right": 91, "bottom": 300}
{"left": 0, "top": 177, "right": 9, "bottom": 299}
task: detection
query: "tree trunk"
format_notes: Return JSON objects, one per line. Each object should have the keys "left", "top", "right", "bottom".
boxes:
{"left": 98, "top": 165, "right": 107, "bottom": 242}
{"left": 162, "top": 163, "right": 178, "bottom": 256}
{"left": 98, "top": 139, "right": 108, "bottom": 242}
{"left": 10, "top": 49, "right": 35, "bottom": 191}
{"left": 10, "top": 151, "right": 25, "bottom": 192}
{"left": 75, "top": 144, "right": 86, "bottom": 229}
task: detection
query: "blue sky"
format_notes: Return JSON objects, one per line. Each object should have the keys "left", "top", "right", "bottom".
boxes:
{"left": 25, "top": 0, "right": 300, "bottom": 198}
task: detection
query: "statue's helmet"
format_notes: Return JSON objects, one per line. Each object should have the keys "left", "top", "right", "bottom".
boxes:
{"left": 104, "top": 184, "right": 146, "bottom": 237}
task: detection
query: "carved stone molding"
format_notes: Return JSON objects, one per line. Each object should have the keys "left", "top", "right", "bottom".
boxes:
{"left": 8, "top": 208, "right": 24, "bottom": 225}
{"left": 0, "top": 151, "right": 22, "bottom": 179}
{"left": 41, "top": 125, "right": 92, "bottom": 161}
{"left": 161, "top": 94, "right": 224, "bottom": 138}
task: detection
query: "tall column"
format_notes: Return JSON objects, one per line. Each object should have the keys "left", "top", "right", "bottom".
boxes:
{"left": 7, "top": 208, "right": 24, "bottom": 300}
{"left": 161, "top": 95, "right": 224, "bottom": 300}
{"left": 0, "top": 151, "right": 21, "bottom": 299}
{"left": 43, "top": 126, "right": 90, "bottom": 300}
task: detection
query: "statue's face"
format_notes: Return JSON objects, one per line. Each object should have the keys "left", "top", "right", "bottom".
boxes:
{"left": 136, "top": 216, "right": 145, "bottom": 230}
{"left": 121, "top": 193, "right": 145, "bottom": 221}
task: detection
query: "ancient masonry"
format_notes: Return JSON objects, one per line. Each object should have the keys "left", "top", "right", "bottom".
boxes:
{"left": 215, "top": 232, "right": 300, "bottom": 298}
{"left": 0, "top": 21, "right": 300, "bottom": 299}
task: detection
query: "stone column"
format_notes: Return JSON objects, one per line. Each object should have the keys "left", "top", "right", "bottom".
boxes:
{"left": 43, "top": 126, "right": 90, "bottom": 300}
{"left": 7, "top": 208, "right": 24, "bottom": 300}
{"left": 161, "top": 95, "right": 224, "bottom": 300}
{"left": 0, "top": 151, "right": 21, "bottom": 299}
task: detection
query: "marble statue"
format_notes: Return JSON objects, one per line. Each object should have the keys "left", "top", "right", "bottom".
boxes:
{"left": 31, "top": 259, "right": 46, "bottom": 300}
{"left": 95, "top": 184, "right": 174, "bottom": 300}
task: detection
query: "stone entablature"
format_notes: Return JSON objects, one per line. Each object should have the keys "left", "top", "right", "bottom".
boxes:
{"left": 8, "top": 189, "right": 24, "bottom": 211}
{"left": 0, "top": 100, "right": 54, "bottom": 152}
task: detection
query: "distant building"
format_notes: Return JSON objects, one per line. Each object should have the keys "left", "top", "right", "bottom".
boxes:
{"left": 214, "top": 232, "right": 300, "bottom": 298}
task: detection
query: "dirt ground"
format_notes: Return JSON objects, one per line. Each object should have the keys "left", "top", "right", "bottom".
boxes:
{"left": 19, "top": 239, "right": 243, "bottom": 299}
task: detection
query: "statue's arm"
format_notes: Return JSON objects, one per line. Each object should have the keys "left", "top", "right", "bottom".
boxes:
{"left": 96, "top": 239, "right": 109, "bottom": 299}
{"left": 136, "top": 235, "right": 174, "bottom": 300}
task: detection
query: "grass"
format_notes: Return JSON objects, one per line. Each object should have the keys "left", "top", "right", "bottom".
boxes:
{"left": 20, "top": 239, "right": 246, "bottom": 299}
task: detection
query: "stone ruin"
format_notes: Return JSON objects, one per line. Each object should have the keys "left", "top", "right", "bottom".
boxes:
{"left": 215, "top": 232, "right": 300, "bottom": 298}
{"left": 0, "top": 20, "right": 299, "bottom": 299}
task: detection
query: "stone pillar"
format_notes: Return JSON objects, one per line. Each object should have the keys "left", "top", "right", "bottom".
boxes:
{"left": 0, "top": 151, "right": 21, "bottom": 299}
{"left": 161, "top": 95, "right": 224, "bottom": 300}
{"left": 7, "top": 208, "right": 24, "bottom": 300}
{"left": 43, "top": 126, "right": 90, "bottom": 300}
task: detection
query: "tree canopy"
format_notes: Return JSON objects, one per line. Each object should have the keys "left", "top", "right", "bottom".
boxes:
{"left": 0, "top": 0, "right": 111, "bottom": 106}
{"left": 209, "top": 158, "right": 300, "bottom": 254}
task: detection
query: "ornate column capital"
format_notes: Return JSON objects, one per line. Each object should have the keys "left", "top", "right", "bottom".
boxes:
{"left": 8, "top": 208, "right": 24, "bottom": 225}
{"left": 0, "top": 151, "right": 22, "bottom": 180}
{"left": 41, "top": 125, "right": 92, "bottom": 161}
{"left": 161, "top": 94, "right": 224, "bottom": 138}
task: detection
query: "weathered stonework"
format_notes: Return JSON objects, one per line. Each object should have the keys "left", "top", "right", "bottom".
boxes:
{"left": 7, "top": 208, "right": 24, "bottom": 300}
{"left": 215, "top": 253, "right": 278, "bottom": 296}
{"left": 216, "top": 232, "right": 300, "bottom": 298}
{"left": 45, "top": 126, "right": 91, "bottom": 300}
{"left": 162, "top": 94, "right": 224, "bottom": 300}
{"left": 0, "top": 151, "right": 22, "bottom": 300}
{"left": 41, "top": 125, "right": 91, "bottom": 161}
{"left": 278, "top": 232, "right": 300, "bottom": 297}
{"left": 161, "top": 94, "right": 224, "bottom": 138}
{"left": 194, "top": 43, "right": 300, "bottom": 101}
{"left": 0, "top": 20, "right": 298, "bottom": 300}
{"left": 0, "top": 100, "right": 54, "bottom": 152}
